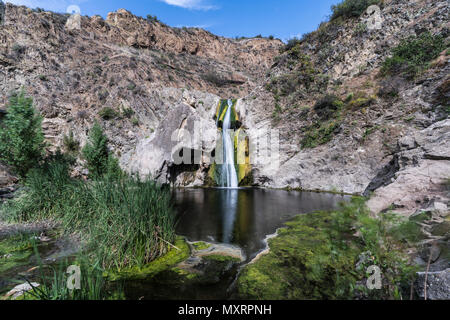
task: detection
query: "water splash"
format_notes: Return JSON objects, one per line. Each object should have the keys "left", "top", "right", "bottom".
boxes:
{"left": 221, "top": 99, "right": 238, "bottom": 188}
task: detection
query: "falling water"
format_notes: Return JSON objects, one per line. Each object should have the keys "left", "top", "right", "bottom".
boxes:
{"left": 221, "top": 99, "right": 239, "bottom": 188}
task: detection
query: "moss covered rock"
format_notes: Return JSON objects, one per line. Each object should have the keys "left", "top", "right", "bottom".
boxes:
{"left": 106, "top": 237, "right": 190, "bottom": 281}
{"left": 236, "top": 212, "right": 359, "bottom": 300}
{"left": 0, "top": 235, "right": 35, "bottom": 274}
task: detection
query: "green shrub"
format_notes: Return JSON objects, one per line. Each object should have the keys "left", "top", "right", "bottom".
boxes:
{"left": 121, "top": 107, "right": 135, "bottom": 119}
{"left": 146, "top": 14, "right": 159, "bottom": 23}
{"left": 268, "top": 54, "right": 323, "bottom": 96}
{"left": 381, "top": 32, "right": 445, "bottom": 79}
{"left": 131, "top": 117, "right": 139, "bottom": 126}
{"left": 82, "top": 122, "right": 109, "bottom": 178}
{"left": 354, "top": 22, "right": 368, "bottom": 36}
{"left": 63, "top": 130, "right": 80, "bottom": 154}
{"left": 105, "top": 155, "right": 125, "bottom": 181}
{"left": 283, "top": 37, "right": 302, "bottom": 52}
{"left": 331, "top": 0, "right": 381, "bottom": 21}
{"left": 313, "top": 94, "right": 343, "bottom": 120}
{"left": 98, "top": 107, "right": 118, "bottom": 120}
{"left": 301, "top": 121, "right": 341, "bottom": 149}
{"left": 0, "top": 90, "right": 45, "bottom": 177}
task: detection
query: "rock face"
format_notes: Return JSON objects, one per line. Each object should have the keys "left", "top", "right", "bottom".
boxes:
{"left": 0, "top": 4, "right": 282, "bottom": 185}
{"left": 367, "top": 120, "right": 450, "bottom": 215}
{"left": 126, "top": 91, "right": 220, "bottom": 186}
{"left": 235, "top": 0, "right": 449, "bottom": 207}
{"left": 0, "top": 0, "right": 448, "bottom": 211}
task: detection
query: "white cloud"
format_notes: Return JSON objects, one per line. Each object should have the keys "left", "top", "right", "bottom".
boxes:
{"left": 160, "top": 0, "right": 218, "bottom": 11}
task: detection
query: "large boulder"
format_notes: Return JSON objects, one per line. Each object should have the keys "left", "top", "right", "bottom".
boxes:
{"left": 128, "top": 98, "right": 219, "bottom": 186}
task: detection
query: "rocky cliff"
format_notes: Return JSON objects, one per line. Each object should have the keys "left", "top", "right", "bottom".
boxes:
{"left": 0, "top": 1, "right": 449, "bottom": 216}
{"left": 239, "top": 0, "right": 449, "bottom": 216}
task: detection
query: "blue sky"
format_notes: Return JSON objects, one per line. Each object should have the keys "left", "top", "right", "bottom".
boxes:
{"left": 7, "top": 0, "right": 342, "bottom": 41}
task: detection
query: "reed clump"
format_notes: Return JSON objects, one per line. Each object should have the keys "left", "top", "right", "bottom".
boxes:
{"left": 2, "top": 158, "right": 176, "bottom": 270}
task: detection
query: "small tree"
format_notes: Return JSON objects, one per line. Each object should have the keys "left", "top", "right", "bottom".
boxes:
{"left": 0, "top": 90, "right": 45, "bottom": 177}
{"left": 82, "top": 122, "right": 109, "bottom": 178}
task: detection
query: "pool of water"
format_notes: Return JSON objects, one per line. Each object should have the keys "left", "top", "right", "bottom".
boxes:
{"left": 174, "top": 188, "right": 350, "bottom": 261}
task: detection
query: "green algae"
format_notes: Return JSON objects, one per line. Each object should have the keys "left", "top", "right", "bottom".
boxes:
{"left": 105, "top": 237, "right": 190, "bottom": 281}
{"left": 192, "top": 241, "right": 212, "bottom": 251}
{"left": 236, "top": 211, "right": 360, "bottom": 300}
{"left": 202, "top": 254, "right": 240, "bottom": 263}
{"left": 0, "top": 235, "right": 35, "bottom": 274}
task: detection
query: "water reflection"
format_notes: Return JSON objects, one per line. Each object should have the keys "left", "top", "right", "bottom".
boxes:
{"left": 174, "top": 188, "right": 349, "bottom": 261}
{"left": 219, "top": 189, "right": 238, "bottom": 243}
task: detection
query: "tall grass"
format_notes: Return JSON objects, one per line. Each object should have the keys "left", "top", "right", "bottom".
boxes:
{"left": 21, "top": 244, "right": 117, "bottom": 300}
{"left": 1, "top": 159, "right": 176, "bottom": 270}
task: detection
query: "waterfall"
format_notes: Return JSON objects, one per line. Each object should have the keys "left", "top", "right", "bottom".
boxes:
{"left": 221, "top": 99, "right": 239, "bottom": 188}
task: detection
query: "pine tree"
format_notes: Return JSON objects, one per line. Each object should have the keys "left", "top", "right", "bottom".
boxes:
{"left": 82, "top": 122, "right": 109, "bottom": 178}
{"left": 0, "top": 90, "right": 45, "bottom": 177}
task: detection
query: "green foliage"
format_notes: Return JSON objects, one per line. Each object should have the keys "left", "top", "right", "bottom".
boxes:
{"left": 354, "top": 22, "right": 368, "bottom": 36}
{"left": 381, "top": 32, "right": 446, "bottom": 79}
{"left": 131, "top": 117, "right": 139, "bottom": 126}
{"left": 106, "top": 237, "right": 190, "bottom": 281}
{"left": 121, "top": 107, "right": 135, "bottom": 119}
{"left": 21, "top": 249, "right": 115, "bottom": 301}
{"left": 0, "top": 90, "right": 45, "bottom": 177}
{"left": 347, "top": 92, "right": 377, "bottom": 110}
{"left": 283, "top": 37, "right": 302, "bottom": 52}
{"left": 63, "top": 130, "right": 80, "bottom": 154}
{"left": 0, "top": 233, "right": 35, "bottom": 274}
{"left": 146, "top": 14, "right": 159, "bottom": 23}
{"left": 313, "top": 94, "right": 343, "bottom": 120}
{"left": 126, "top": 81, "right": 136, "bottom": 91}
{"left": 268, "top": 54, "right": 326, "bottom": 96}
{"left": 105, "top": 155, "right": 126, "bottom": 181}
{"left": 192, "top": 242, "right": 212, "bottom": 251}
{"left": 272, "top": 103, "right": 282, "bottom": 119}
{"left": 301, "top": 121, "right": 341, "bottom": 149}
{"left": 331, "top": 0, "right": 381, "bottom": 21}
{"left": 82, "top": 122, "right": 109, "bottom": 178}
{"left": 1, "top": 159, "right": 73, "bottom": 222}
{"left": 98, "top": 107, "right": 119, "bottom": 120}
{"left": 299, "top": 94, "right": 345, "bottom": 149}
{"left": 237, "top": 211, "right": 359, "bottom": 300}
